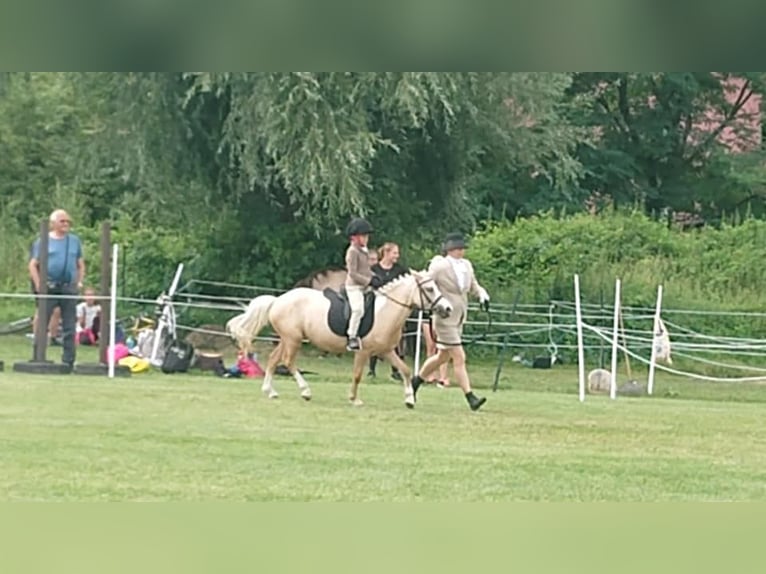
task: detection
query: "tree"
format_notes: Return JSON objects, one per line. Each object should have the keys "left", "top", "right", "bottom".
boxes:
{"left": 77, "top": 72, "right": 586, "bottom": 283}
{"left": 568, "top": 72, "right": 766, "bottom": 217}
{"left": 0, "top": 73, "right": 632, "bottom": 291}
{"left": 182, "top": 73, "right": 585, "bottom": 228}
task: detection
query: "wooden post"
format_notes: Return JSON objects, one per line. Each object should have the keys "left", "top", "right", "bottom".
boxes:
{"left": 72, "top": 220, "right": 130, "bottom": 377}
{"left": 33, "top": 219, "right": 49, "bottom": 362}
{"left": 99, "top": 222, "right": 111, "bottom": 365}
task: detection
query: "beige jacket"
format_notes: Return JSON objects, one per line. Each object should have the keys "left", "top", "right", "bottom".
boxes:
{"left": 428, "top": 255, "right": 487, "bottom": 325}
{"left": 345, "top": 244, "right": 372, "bottom": 288}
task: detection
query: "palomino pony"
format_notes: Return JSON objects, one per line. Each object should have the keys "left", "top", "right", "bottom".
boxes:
{"left": 226, "top": 271, "right": 452, "bottom": 407}
{"left": 294, "top": 266, "right": 420, "bottom": 359}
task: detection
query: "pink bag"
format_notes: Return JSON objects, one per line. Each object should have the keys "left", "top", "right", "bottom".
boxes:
{"left": 109, "top": 343, "right": 131, "bottom": 362}
{"left": 236, "top": 352, "right": 265, "bottom": 378}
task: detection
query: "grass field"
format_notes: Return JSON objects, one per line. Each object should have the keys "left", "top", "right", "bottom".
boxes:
{"left": 1, "top": 334, "right": 766, "bottom": 501}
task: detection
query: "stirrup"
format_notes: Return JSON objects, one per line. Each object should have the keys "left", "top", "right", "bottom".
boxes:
{"left": 346, "top": 337, "right": 361, "bottom": 351}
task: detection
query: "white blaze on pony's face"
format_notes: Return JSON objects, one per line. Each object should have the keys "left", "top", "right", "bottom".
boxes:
{"left": 413, "top": 271, "right": 452, "bottom": 318}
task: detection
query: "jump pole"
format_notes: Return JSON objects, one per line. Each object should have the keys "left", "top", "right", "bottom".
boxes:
{"left": 609, "top": 278, "right": 621, "bottom": 400}
{"left": 574, "top": 274, "right": 586, "bottom": 403}
{"left": 413, "top": 309, "right": 424, "bottom": 375}
{"left": 74, "top": 222, "right": 130, "bottom": 377}
{"left": 647, "top": 285, "right": 664, "bottom": 396}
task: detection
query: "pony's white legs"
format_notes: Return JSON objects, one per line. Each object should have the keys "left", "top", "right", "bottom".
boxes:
{"left": 349, "top": 352, "right": 367, "bottom": 406}
{"left": 383, "top": 349, "right": 415, "bottom": 409}
{"left": 293, "top": 370, "right": 312, "bottom": 400}
{"left": 280, "top": 340, "right": 312, "bottom": 401}
{"left": 261, "top": 371, "right": 278, "bottom": 399}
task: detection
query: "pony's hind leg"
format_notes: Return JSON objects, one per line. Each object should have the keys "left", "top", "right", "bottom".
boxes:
{"left": 281, "top": 339, "right": 312, "bottom": 401}
{"left": 262, "top": 342, "right": 283, "bottom": 399}
{"left": 383, "top": 349, "right": 415, "bottom": 409}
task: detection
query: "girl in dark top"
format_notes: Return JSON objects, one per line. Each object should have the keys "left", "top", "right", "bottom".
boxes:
{"left": 368, "top": 242, "right": 408, "bottom": 380}
{"left": 370, "top": 242, "right": 408, "bottom": 286}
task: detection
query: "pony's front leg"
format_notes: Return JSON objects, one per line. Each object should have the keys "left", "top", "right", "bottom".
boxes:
{"left": 281, "top": 340, "right": 312, "bottom": 401}
{"left": 349, "top": 351, "right": 367, "bottom": 406}
{"left": 262, "top": 342, "right": 283, "bottom": 399}
{"left": 261, "top": 370, "right": 279, "bottom": 399}
{"left": 383, "top": 349, "right": 415, "bottom": 409}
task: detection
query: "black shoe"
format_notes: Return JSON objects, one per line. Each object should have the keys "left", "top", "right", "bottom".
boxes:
{"left": 466, "top": 393, "right": 487, "bottom": 411}
{"left": 62, "top": 361, "right": 74, "bottom": 374}
{"left": 346, "top": 337, "right": 361, "bottom": 352}
{"left": 213, "top": 359, "right": 227, "bottom": 377}
{"left": 411, "top": 375, "right": 424, "bottom": 400}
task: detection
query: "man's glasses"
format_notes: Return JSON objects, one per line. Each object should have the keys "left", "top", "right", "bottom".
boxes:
{"left": 58, "top": 219, "right": 71, "bottom": 224}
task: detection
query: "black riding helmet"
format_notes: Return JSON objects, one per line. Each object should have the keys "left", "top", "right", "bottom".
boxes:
{"left": 346, "top": 217, "right": 374, "bottom": 237}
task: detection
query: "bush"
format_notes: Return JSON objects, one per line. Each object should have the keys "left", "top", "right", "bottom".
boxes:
{"left": 467, "top": 209, "right": 766, "bottom": 363}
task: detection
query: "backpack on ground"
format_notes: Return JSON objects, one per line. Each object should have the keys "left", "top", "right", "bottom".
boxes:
{"left": 161, "top": 339, "right": 195, "bottom": 374}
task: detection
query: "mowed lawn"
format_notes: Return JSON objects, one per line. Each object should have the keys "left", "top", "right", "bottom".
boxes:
{"left": 1, "top": 335, "right": 765, "bottom": 501}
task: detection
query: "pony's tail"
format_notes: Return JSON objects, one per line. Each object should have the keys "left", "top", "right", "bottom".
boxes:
{"left": 226, "top": 295, "right": 277, "bottom": 350}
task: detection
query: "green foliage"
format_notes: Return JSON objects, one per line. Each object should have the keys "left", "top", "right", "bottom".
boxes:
{"left": 469, "top": 211, "right": 766, "bottom": 362}
{"left": 471, "top": 209, "right": 766, "bottom": 304}
{"left": 568, "top": 72, "right": 766, "bottom": 216}
{"left": 108, "top": 224, "right": 204, "bottom": 299}
{"left": 470, "top": 209, "right": 675, "bottom": 295}
{"left": 0, "top": 74, "right": 84, "bottom": 230}
{"left": 0, "top": 208, "right": 30, "bottom": 293}
{"left": 182, "top": 72, "right": 584, "bottom": 229}
{"left": 3, "top": 72, "right": 766, "bottom": 341}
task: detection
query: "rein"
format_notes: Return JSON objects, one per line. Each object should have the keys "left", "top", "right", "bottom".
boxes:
{"left": 378, "top": 276, "right": 443, "bottom": 313}
{"left": 463, "top": 305, "right": 493, "bottom": 348}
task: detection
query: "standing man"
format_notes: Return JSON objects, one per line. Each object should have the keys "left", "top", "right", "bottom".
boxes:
{"left": 411, "top": 232, "right": 490, "bottom": 411}
{"left": 28, "top": 209, "right": 85, "bottom": 369}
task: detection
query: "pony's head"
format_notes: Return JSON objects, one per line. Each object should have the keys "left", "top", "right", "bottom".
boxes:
{"left": 380, "top": 270, "right": 452, "bottom": 318}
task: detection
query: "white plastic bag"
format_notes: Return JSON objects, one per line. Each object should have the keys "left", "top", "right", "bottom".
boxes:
{"left": 653, "top": 318, "right": 672, "bottom": 365}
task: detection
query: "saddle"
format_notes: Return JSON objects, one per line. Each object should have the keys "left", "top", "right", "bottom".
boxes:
{"left": 323, "top": 286, "right": 376, "bottom": 339}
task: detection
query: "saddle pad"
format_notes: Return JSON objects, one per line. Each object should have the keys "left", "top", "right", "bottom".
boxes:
{"left": 323, "top": 288, "right": 376, "bottom": 339}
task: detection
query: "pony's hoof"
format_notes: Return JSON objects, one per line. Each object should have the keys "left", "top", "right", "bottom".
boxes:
{"left": 301, "top": 391, "right": 312, "bottom": 401}
{"left": 349, "top": 398, "right": 364, "bottom": 407}
{"left": 405, "top": 402, "right": 415, "bottom": 410}
{"left": 267, "top": 391, "right": 279, "bottom": 400}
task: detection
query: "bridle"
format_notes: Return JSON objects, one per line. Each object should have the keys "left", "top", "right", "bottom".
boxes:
{"left": 379, "top": 275, "right": 446, "bottom": 314}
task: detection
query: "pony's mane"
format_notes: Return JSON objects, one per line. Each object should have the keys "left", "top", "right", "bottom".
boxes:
{"left": 378, "top": 270, "right": 426, "bottom": 294}
{"left": 293, "top": 266, "right": 346, "bottom": 288}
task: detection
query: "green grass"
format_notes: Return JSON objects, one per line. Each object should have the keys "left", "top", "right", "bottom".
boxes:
{"left": 1, "top": 334, "right": 766, "bottom": 501}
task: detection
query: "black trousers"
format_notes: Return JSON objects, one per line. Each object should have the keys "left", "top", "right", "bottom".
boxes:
{"left": 35, "top": 284, "right": 78, "bottom": 365}
{"left": 369, "top": 348, "right": 403, "bottom": 375}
